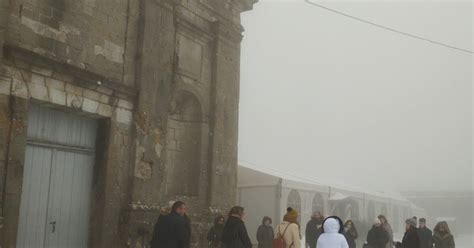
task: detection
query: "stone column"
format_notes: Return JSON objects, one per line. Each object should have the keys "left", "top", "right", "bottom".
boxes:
{"left": 125, "top": 0, "right": 177, "bottom": 246}
{"left": 0, "top": 97, "right": 28, "bottom": 248}
{"left": 208, "top": 21, "right": 243, "bottom": 210}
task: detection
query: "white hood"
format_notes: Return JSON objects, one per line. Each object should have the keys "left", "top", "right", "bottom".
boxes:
{"left": 317, "top": 218, "right": 349, "bottom": 248}
{"left": 323, "top": 218, "right": 340, "bottom": 234}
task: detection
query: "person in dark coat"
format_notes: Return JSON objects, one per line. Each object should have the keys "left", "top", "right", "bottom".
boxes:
{"left": 207, "top": 215, "right": 225, "bottom": 248}
{"left": 221, "top": 206, "right": 252, "bottom": 248}
{"left": 401, "top": 218, "right": 420, "bottom": 248}
{"left": 150, "top": 201, "right": 191, "bottom": 248}
{"left": 432, "top": 221, "right": 455, "bottom": 248}
{"left": 417, "top": 218, "right": 433, "bottom": 248}
{"left": 256, "top": 216, "right": 274, "bottom": 248}
{"left": 366, "top": 218, "right": 390, "bottom": 248}
{"left": 344, "top": 220, "right": 358, "bottom": 248}
{"left": 306, "top": 211, "right": 324, "bottom": 248}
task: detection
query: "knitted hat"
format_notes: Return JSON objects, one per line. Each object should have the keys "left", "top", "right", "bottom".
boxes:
{"left": 406, "top": 218, "right": 417, "bottom": 227}
{"left": 287, "top": 209, "right": 298, "bottom": 219}
{"left": 284, "top": 209, "right": 299, "bottom": 223}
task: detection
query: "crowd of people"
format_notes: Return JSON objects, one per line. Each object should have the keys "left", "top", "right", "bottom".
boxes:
{"left": 149, "top": 201, "right": 456, "bottom": 248}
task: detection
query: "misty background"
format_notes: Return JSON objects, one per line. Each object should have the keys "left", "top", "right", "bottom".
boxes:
{"left": 238, "top": 0, "right": 473, "bottom": 194}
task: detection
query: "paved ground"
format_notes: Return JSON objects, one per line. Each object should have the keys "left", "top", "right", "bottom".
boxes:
{"left": 298, "top": 234, "right": 473, "bottom": 248}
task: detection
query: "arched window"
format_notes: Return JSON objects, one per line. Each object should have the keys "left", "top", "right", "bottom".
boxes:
{"left": 288, "top": 190, "right": 302, "bottom": 222}
{"left": 312, "top": 193, "right": 324, "bottom": 214}
{"left": 345, "top": 201, "right": 360, "bottom": 221}
{"left": 166, "top": 91, "right": 203, "bottom": 196}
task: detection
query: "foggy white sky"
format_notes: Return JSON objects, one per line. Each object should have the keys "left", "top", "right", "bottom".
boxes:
{"left": 238, "top": 0, "right": 473, "bottom": 193}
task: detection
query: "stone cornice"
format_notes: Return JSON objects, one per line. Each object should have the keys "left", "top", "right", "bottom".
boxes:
{"left": 212, "top": 21, "right": 244, "bottom": 44}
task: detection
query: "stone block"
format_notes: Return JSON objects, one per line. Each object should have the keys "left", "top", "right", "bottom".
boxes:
{"left": 115, "top": 107, "right": 132, "bottom": 125}
{"left": 99, "top": 94, "right": 110, "bottom": 104}
{"left": 96, "top": 86, "right": 114, "bottom": 95}
{"left": 82, "top": 97, "right": 99, "bottom": 114}
{"left": 45, "top": 78, "right": 65, "bottom": 90}
{"left": 117, "top": 99, "right": 133, "bottom": 110}
{"left": 84, "top": 89, "right": 101, "bottom": 101}
{"left": 65, "top": 83, "right": 84, "bottom": 95}
{"left": 30, "top": 73, "right": 45, "bottom": 86}
{"left": 66, "top": 93, "right": 83, "bottom": 109}
{"left": 49, "top": 88, "right": 66, "bottom": 106}
{"left": 98, "top": 103, "right": 113, "bottom": 117}
{"left": 28, "top": 82, "right": 48, "bottom": 101}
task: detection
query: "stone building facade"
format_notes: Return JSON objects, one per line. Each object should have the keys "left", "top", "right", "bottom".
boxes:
{"left": 0, "top": 0, "right": 257, "bottom": 247}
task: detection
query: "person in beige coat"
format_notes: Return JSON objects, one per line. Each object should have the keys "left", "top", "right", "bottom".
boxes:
{"left": 275, "top": 208, "right": 301, "bottom": 248}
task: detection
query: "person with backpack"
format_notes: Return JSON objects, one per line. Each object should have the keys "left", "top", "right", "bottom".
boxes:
{"left": 316, "top": 216, "right": 349, "bottom": 248}
{"left": 274, "top": 208, "right": 301, "bottom": 248}
{"left": 221, "top": 206, "right": 252, "bottom": 248}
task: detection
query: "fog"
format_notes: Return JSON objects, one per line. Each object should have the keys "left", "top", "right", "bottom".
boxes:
{"left": 237, "top": 2, "right": 473, "bottom": 246}
{"left": 238, "top": 0, "right": 473, "bottom": 193}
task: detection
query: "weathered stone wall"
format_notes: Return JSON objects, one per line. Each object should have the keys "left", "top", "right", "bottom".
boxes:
{"left": 0, "top": 0, "right": 257, "bottom": 247}
{"left": 5, "top": 0, "right": 138, "bottom": 85}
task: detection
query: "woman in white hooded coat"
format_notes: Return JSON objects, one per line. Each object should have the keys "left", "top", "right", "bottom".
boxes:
{"left": 316, "top": 216, "right": 349, "bottom": 248}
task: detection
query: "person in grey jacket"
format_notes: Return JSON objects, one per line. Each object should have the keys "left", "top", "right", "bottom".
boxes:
{"left": 256, "top": 216, "right": 274, "bottom": 248}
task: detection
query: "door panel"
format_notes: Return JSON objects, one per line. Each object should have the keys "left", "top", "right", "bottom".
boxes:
{"left": 45, "top": 150, "right": 94, "bottom": 248}
{"left": 16, "top": 146, "right": 53, "bottom": 248}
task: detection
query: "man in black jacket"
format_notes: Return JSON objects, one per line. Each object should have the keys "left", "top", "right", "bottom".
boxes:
{"left": 402, "top": 218, "right": 420, "bottom": 248}
{"left": 150, "top": 201, "right": 191, "bottom": 248}
{"left": 417, "top": 218, "right": 433, "bottom": 248}
{"left": 366, "top": 218, "right": 389, "bottom": 248}
{"left": 222, "top": 206, "right": 252, "bottom": 248}
{"left": 305, "top": 212, "right": 324, "bottom": 248}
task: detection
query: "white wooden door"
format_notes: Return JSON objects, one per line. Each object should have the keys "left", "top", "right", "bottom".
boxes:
{"left": 17, "top": 105, "right": 97, "bottom": 248}
{"left": 16, "top": 146, "right": 53, "bottom": 248}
